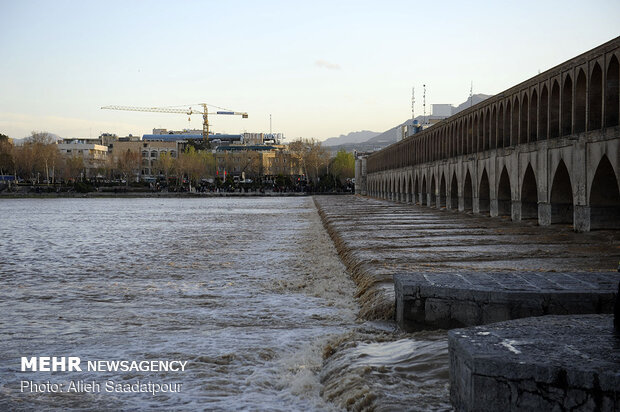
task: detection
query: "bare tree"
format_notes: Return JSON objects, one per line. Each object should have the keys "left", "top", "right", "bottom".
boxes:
{"left": 116, "top": 149, "right": 140, "bottom": 185}
{"left": 288, "top": 138, "right": 329, "bottom": 182}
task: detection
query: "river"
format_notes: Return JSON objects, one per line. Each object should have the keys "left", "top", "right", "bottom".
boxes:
{"left": 0, "top": 197, "right": 450, "bottom": 411}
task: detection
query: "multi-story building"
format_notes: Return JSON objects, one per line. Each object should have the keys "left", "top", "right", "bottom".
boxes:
{"left": 56, "top": 138, "right": 109, "bottom": 177}
{"left": 109, "top": 140, "right": 186, "bottom": 177}
{"left": 214, "top": 145, "right": 302, "bottom": 179}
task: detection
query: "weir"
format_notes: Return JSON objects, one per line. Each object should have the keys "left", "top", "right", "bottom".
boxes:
{"left": 313, "top": 194, "right": 620, "bottom": 410}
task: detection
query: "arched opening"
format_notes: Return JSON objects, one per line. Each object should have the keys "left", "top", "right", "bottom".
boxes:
{"left": 539, "top": 85, "right": 548, "bottom": 139}
{"left": 562, "top": 75, "right": 574, "bottom": 135}
{"left": 410, "top": 175, "right": 415, "bottom": 203}
{"left": 479, "top": 168, "right": 490, "bottom": 216}
{"left": 574, "top": 71, "right": 586, "bottom": 134}
{"left": 504, "top": 100, "right": 512, "bottom": 147}
{"left": 484, "top": 110, "right": 491, "bottom": 150}
{"left": 550, "top": 81, "right": 560, "bottom": 138}
{"left": 430, "top": 175, "right": 437, "bottom": 207}
{"left": 497, "top": 167, "right": 511, "bottom": 217}
{"left": 498, "top": 103, "right": 505, "bottom": 148}
{"left": 550, "top": 160, "right": 574, "bottom": 224}
{"left": 520, "top": 94, "right": 528, "bottom": 144}
{"left": 439, "top": 173, "right": 447, "bottom": 208}
{"left": 491, "top": 107, "right": 497, "bottom": 149}
{"left": 511, "top": 96, "right": 519, "bottom": 146}
{"left": 463, "top": 170, "right": 473, "bottom": 212}
{"left": 530, "top": 90, "right": 538, "bottom": 141}
{"left": 450, "top": 172, "right": 458, "bottom": 210}
{"left": 588, "top": 63, "right": 603, "bottom": 131}
{"left": 589, "top": 155, "right": 620, "bottom": 229}
{"left": 472, "top": 115, "right": 479, "bottom": 153}
{"left": 465, "top": 117, "right": 471, "bottom": 154}
{"left": 605, "top": 55, "right": 619, "bottom": 127}
{"left": 421, "top": 175, "right": 427, "bottom": 206}
{"left": 414, "top": 175, "right": 420, "bottom": 204}
{"left": 521, "top": 164, "right": 538, "bottom": 220}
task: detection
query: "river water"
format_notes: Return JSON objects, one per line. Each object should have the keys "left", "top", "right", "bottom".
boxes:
{"left": 0, "top": 197, "right": 450, "bottom": 411}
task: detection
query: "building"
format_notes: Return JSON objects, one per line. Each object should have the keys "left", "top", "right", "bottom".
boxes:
{"left": 56, "top": 138, "right": 109, "bottom": 177}
{"left": 109, "top": 140, "right": 186, "bottom": 178}
{"left": 214, "top": 145, "right": 302, "bottom": 178}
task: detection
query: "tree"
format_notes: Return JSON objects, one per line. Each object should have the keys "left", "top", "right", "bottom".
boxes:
{"left": 0, "top": 135, "right": 14, "bottom": 177}
{"left": 157, "top": 151, "right": 176, "bottom": 182}
{"left": 288, "top": 138, "right": 329, "bottom": 182}
{"left": 330, "top": 149, "right": 355, "bottom": 182}
{"left": 116, "top": 149, "right": 140, "bottom": 185}
{"left": 28, "top": 132, "right": 60, "bottom": 184}
{"left": 61, "top": 156, "right": 84, "bottom": 182}
{"left": 239, "top": 151, "right": 262, "bottom": 179}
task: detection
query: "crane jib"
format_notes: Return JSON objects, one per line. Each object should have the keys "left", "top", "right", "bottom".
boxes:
{"left": 216, "top": 111, "right": 234, "bottom": 115}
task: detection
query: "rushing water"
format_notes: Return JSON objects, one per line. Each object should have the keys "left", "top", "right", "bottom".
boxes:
{"left": 0, "top": 197, "right": 449, "bottom": 411}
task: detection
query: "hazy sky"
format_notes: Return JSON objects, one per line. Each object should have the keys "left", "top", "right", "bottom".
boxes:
{"left": 1, "top": 0, "right": 618, "bottom": 141}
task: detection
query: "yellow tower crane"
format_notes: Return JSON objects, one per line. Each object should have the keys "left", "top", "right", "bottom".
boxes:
{"left": 101, "top": 103, "right": 248, "bottom": 142}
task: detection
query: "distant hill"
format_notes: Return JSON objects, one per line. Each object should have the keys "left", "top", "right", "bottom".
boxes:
{"left": 452, "top": 94, "right": 492, "bottom": 115}
{"left": 322, "top": 130, "right": 380, "bottom": 147}
{"left": 326, "top": 94, "right": 493, "bottom": 153}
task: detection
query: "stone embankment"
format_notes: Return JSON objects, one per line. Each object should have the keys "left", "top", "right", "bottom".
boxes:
{"left": 313, "top": 195, "right": 620, "bottom": 411}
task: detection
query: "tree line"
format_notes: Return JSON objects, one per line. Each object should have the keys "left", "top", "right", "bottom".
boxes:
{"left": 0, "top": 133, "right": 356, "bottom": 190}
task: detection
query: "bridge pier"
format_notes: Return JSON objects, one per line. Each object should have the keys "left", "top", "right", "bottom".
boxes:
{"left": 489, "top": 199, "right": 499, "bottom": 217}
{"left": 538, "top": 202, "right": 552, "bottom": 226}
{"left": 574, "top": 205, "right": 591, "bottom": 232}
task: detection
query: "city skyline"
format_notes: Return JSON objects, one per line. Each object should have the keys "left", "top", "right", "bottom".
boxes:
{"left": 1, "top": 0, "right": 619, "bottom": 141}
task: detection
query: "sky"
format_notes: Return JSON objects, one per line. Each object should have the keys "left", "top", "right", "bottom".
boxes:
{"left": 0, "top": 0, "right": 618, "bottom": 142}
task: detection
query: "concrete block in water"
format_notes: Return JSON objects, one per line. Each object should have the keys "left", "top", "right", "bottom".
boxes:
{"left": 394, "top": 271, "right": 619, "bottom": 331}
{"left": 449, "top": 314, "right": 620, "bottom": 411}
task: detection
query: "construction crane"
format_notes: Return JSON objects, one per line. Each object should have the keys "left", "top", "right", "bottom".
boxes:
{"left": 101, "top": 103, "right": 248, "bottom": 142}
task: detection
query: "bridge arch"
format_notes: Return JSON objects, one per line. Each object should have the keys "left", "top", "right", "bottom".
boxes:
{"left": 530, "top": 89, "right": 538, "bottom": 142}
{"left": 574, "top": 71, "right": 585, "bottom": 134}
{"left": 521, "top": 164, "right": 538, "bottom": 220}
{"left": 490, "top": 106, "right": 497, "bottom": 149}
{"left": 440, "top": 173, "right": 447, "bottom": 208}
{"left": 430, "top": 174, "right": 437, "bottom": 207}
{"left": 414, "top": 174, "right": 420, "bottom": 204}
{"left": 498, "top": 102, "right": 506, "bottom": 147}
{"left": 562, "top": 74, "right": 574, "bottom": 136}
{"left": 540, "top": 84, "right": 549, "bottom": 139}
{"left": 511, "top": 96, "right": 519, "bottom": 146}
{"left": 463, "top": 169, "right": 473, "bottom": 212}
{"left": 421, "top": 175, "right": 427, "bottom": 206}
{"left": 589, "top": 154, "right": 620, "bottom": 229}
{"left": 450, "top": 172, "right": 458, "bottom": 210}
{"left": 588, "top": 62, "right": 603, "bottom": 131}
{"left": 605, "top": 54, "right": 619, "bottom": 127}
{"left": 550, "top": 159, "right": 573, "bottom": 224}
{"left": 497, "top": 167, "right": 512, "bottom": 217}
{"left": 520, "top": 93, "right": 528, "bottom": 144}
{"left": 479, "top": 168, "right": 491, "bottom": 216}
{"left": 550, "top": 80, "right": 560, "bottom": 138}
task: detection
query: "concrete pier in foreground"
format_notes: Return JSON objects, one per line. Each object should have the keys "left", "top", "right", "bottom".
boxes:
{"left": 449, "top": 314, "right": 620, "bottom": 411}
{"left": 395, "top": 271, "right": 619, "bottom": 331}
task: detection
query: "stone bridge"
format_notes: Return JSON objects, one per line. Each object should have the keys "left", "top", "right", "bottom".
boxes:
{"left": 356, "top": 37, "right": 620, "bottom": 232}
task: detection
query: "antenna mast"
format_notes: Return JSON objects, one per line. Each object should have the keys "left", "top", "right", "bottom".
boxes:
{"left": 411, "top": 87, "right": 415, "bottom": 122}
{"left": 423, "top": 84, "right": 426, "bottom": 126}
